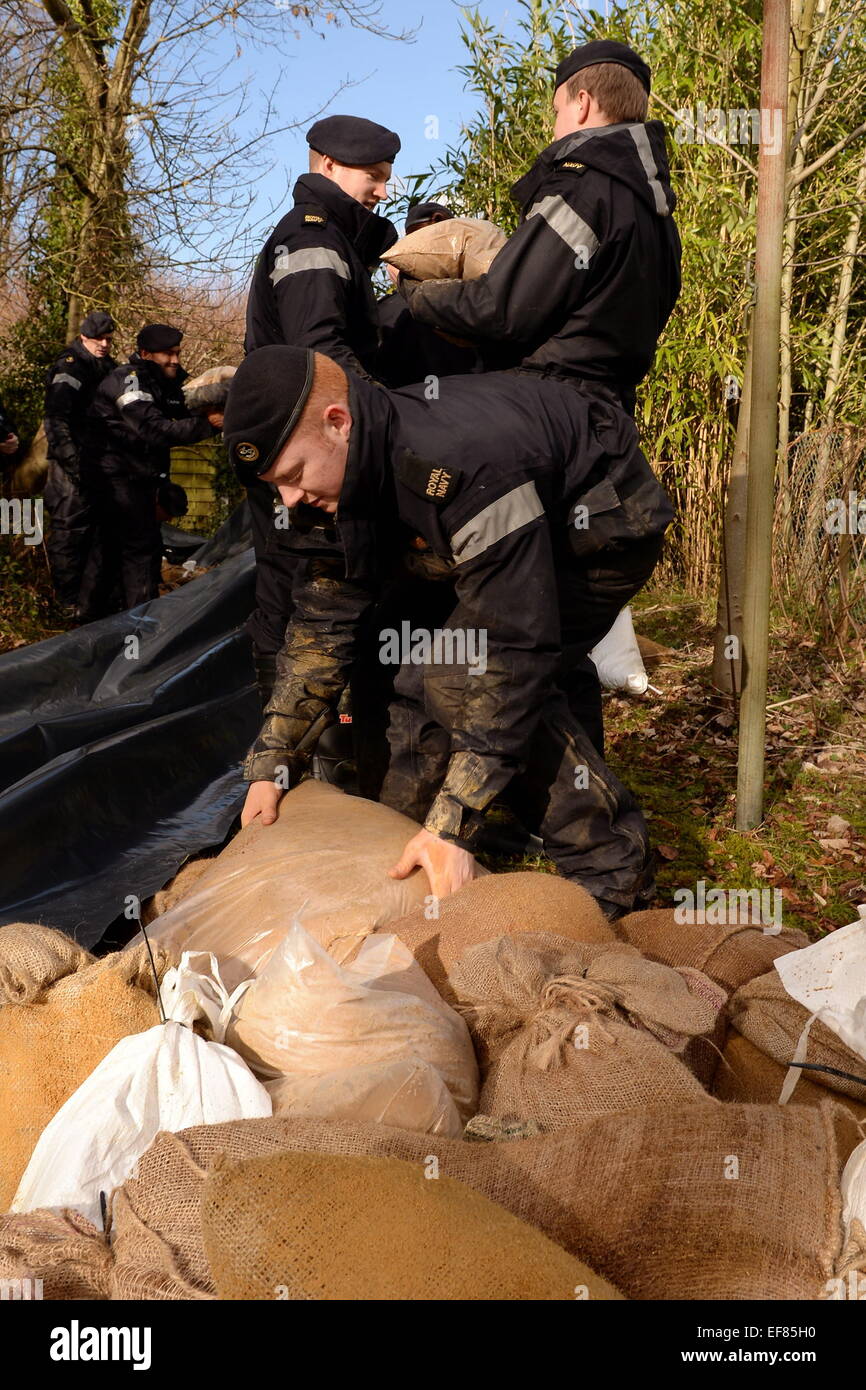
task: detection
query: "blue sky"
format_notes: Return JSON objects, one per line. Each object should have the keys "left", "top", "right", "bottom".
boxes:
{"left": 212, "top": 0, "right": 598, "bottom": 255}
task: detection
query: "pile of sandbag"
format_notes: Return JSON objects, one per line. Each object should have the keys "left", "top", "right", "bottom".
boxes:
{"left": 104, "top": 1102, "right": 853, "bottom": 1301}
{"left": 5, "top": 792, "right": 866, "bottom": 1302}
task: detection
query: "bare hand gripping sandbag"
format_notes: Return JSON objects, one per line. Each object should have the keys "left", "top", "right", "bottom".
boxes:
{"left": 138, "top": 782, "right": 433, "bottom": 982}
{"left": 381, "top": 217, "right": 507, "bottom": 281}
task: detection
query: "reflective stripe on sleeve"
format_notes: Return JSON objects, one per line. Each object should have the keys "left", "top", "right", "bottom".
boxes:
{"left": 271, "top": 247, "right": 351, "bottom": 287}
{"left": 51, "top": 373, "right": 82, "bottom": 390}
{"left": 117, "top": 388, "right": 155, "bottom": 407}
{"left": 449, "top": 481, "right": 544, "bottom": 565}
{"left": 526, "top": 194, "right": 600, "bottom": 265}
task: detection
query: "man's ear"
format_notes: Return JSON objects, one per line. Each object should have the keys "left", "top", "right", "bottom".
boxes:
{"left": 323, "top": 402, "right": 352, "bottom": 438}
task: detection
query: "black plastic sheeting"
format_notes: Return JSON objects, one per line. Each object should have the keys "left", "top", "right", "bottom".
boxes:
{"left": 0, "top": 505, "right": 260, "bottom": 947}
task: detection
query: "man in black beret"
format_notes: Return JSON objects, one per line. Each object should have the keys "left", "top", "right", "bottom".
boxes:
{"left": 242, "top": 113, "right": 401, "bottom": 709}
{"left": 42, "top": 309, "right": 117, "bottom": 618}
{"left": 399, "top": 39, "right": 681, "bottom": 762}
{"left": 223, "top": 345, "right": 669, "bottom": 917}
{"left": 401, "top": 39, "right": 679, "bottom": 414}
{"left": 82, "top": 324, "right": 223, "bottom": 612}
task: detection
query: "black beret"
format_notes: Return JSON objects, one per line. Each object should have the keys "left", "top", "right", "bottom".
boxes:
{"left": 80, "top": 310, "right": 116, "bottom": 337}
{"left": 307, "top": 114, "right": 400, "bottom": 166}
{"left": 137, "top": 323, "right": 183, "bottom": 353}
{"left": 405, "top": 201, "right": 453, "bottom": 232}
{"left": 224, "top": 345, "right": 316, "bottom": 480}
{"left": 553, "top": 40, "right": 651, "bottom": 96}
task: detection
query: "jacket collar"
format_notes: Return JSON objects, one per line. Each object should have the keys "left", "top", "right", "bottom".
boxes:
{"left": 292, "top": 173, "right": 396, "bottom": 264}
{"left": 127, "top": 352, "right": 188, "bottom": 389}
{"left": 511, "top": 120, "right": 676, "bottom": 217}
{"left": 70, "top": 338, "right": 115, "bottom": 374}
{"left": 336, "top": 375, "right": 399, "bottom": 579}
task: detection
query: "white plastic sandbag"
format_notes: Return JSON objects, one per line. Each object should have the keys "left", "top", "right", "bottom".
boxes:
{"left": 11, "top": 953, "right": 271, "bottom": 1227}
{"left": 226, "top": 921, "right": 478, "bottom": 1125}
{"left": 266, "top": 1056, "right": 462, "bottom": 1136}
{"left": 774, "top": 904, "right": 866, "bottom": 1103}
{"left": 589, "top": 606, "right": 648, "bottom": 693}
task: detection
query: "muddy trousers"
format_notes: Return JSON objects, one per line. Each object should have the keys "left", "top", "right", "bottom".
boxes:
{"left": 379, "top": 534, "right": 665, "bottom": 916}
{"left": 380, "top": 669, "right": 652, "bottom": 915}
{"left": 43, "top": 461, "right": 96, "bottom": 607}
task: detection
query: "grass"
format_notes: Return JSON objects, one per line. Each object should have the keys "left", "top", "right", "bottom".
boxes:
{"left": 605, "top": 586, "right": 865, "bottom": 937}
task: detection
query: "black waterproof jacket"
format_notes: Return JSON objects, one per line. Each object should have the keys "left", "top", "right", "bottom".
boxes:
{"left": 245, "top": 173, "right": 397, "bottom": 374}
{"left": 44, "top": 338, "right": 116, "bottom": 477}
{"left": 403, "top": 121, "right": 681, "bottom": 411}
{"left": 375, "top": 291, "right": 480, "bottom": 387}
{"left": 246, "top": 371, "right": 672, "bottom": 844}
{"left": 87, "top": 354, "right": 212, "bottom": 482}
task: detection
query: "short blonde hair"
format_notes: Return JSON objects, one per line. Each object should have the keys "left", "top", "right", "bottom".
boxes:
{"left": 294, "top": 352, "right": 350, "bottom": 439}
{"left": 565, "top": 62, "right": 648, "bottom": 123}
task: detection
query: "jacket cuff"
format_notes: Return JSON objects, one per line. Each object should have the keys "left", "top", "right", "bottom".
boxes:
{"left": 243, "top": 748, "right": 303, "bottom": 784}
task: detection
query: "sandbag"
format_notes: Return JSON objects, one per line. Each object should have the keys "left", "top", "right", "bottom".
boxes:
{"left": 141, "top": 857, "right": 213, "bottom": 926}
{"left": 226, "top": 923, "right": 477, "bottom": 1128}
{"left": 386, "top": 872, "right": 614, "bottom": 1005}
{"left": 266, "top": 1057, "right": 460, "bottom": 1134}
{"left": 729, "top": 969, "right": 866, "bottom": 1106}
{"left": 453, "top": 933, "right": 717, "bottom": 1127}
{"left": 139, "top": 782, "right": 432, "bottom": 982}
{"left": 182, "top": 363, "right": 236, "bottom": 413}
{"left": 712, "top": 1033, "right": 866, "bottom": 1150}
{"left": 0, "top": 923, "right": 93, "bottom": 1005}
{"left": 111, "top": 1102, "right": 846, "bottom": 1300}
{"left": 203, "top": 1150, "right": 622, "bottom": 1301}
{"left": 0, "top": 945, "right": 168, "bottom": 1210}
{"left": 0, "top": 1208, "right": 113, "bottom": 1301}
{"left": 11, "top": 953, "right": 271, "bottom": 1227}
{"left": 381, "top": 217, "right": 507, "bottom": 281}
{"left": 614, "top": 907, "right": 809, "bottom": 994}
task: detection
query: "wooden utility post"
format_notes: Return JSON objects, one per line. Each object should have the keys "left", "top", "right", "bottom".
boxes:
{"left": 736, "top": 0, "right": 790, "bottom": 829}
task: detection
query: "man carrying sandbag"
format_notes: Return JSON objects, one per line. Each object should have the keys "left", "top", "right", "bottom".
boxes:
{"left": 243, "top": 114, "right": 401, "bottom": 706}
{"left": 399, "top": 41, "right": 681, "bottom": 754}
{"left": 223, "top": 345, "right": 672, "bottom": 918}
